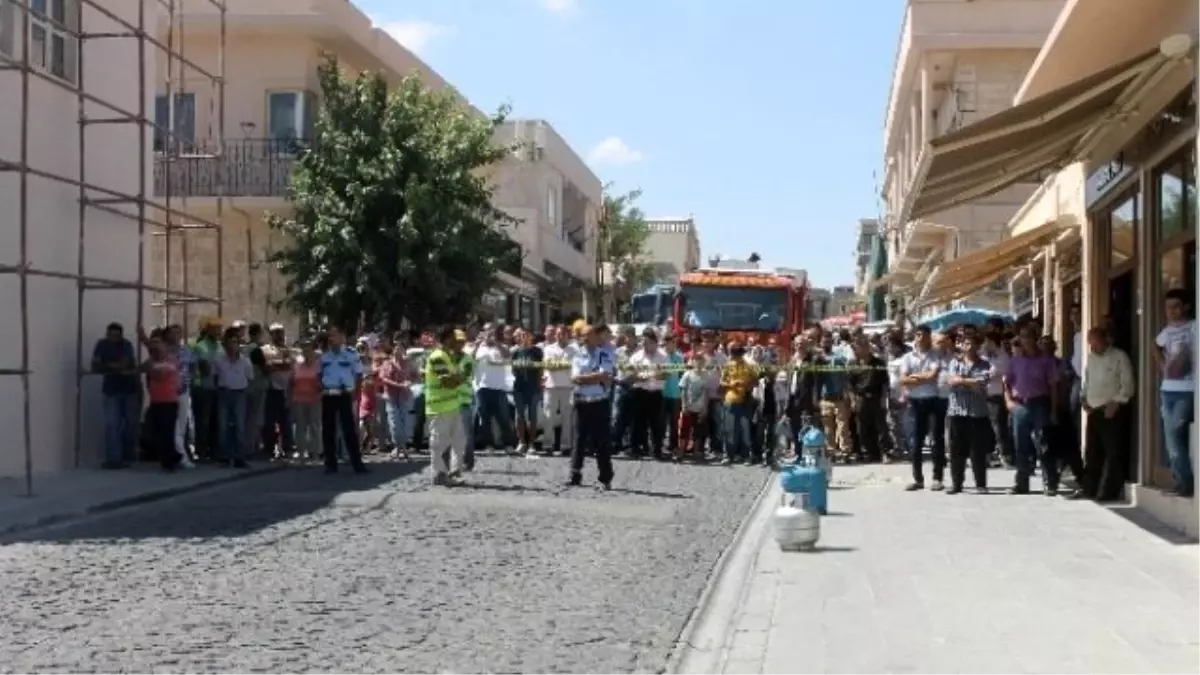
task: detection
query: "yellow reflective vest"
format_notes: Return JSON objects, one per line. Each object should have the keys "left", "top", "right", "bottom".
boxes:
{"left": 455, "top": 351, "right": 474, "bottom": 408}
{"left": 424, "top": 348, "right": 460, "bottom": 415}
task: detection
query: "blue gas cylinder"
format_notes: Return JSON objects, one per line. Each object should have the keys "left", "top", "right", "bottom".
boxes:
{"left": 800, "top": 425, "right": 826, "bottom": 449}
{"left": 778, "top": 463, "right": 828, "bottom": 515}
{"left": 798, "top": 424, "right": 833, "bottom": 485}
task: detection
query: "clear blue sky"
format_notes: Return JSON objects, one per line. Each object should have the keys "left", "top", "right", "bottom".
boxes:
{"left": 358, "top": 0, "right": 903, "bottom": 289}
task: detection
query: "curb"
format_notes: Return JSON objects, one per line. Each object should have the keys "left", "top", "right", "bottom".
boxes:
{"left": 0, "top": 464, "right": 288, "bottom": 538}
{"left": 666, "top": 472, "right": 777, "bottom": 674}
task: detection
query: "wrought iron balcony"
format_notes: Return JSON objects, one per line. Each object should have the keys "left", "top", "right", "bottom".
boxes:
{"left": 152, "top": 137, "right": 311, "bottom": 199}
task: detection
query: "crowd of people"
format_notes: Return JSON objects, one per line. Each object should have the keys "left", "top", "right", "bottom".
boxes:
{"left": 88, "top": 287, "right": 1193, "bottom": 498}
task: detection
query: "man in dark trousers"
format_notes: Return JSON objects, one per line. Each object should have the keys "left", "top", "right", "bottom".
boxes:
{"left": 787, "top": 330, "right": 821, "bottom": 434}
{"left": 1074, "top": 327, "right": 1135, "bottom": 501}
{"left": 568, "top": 324, "right": 615, "bottom": 490}
{"left": 318, "top": 326, "right": 369, "bottom": 475}
{"left": 846, "top": 337, "right": 890, "bottom": 462}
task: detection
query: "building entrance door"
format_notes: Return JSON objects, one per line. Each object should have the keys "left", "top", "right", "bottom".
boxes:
{"left": 1108, "top": 270, "right": 1138, "bottom": 482}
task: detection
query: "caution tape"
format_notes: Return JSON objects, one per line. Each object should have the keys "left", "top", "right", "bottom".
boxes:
{"left": 471, "top": 359, "right": 889, "bottom": 374}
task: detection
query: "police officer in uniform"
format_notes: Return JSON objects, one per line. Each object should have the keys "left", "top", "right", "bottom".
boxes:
{"left": 318, "top": 326, "right": 369, "bottom": 474}
{"left": 426, "top": 327, "right": 468, "bottom": 486}
{"left": 568, "top": 324, "right": 616, "bottom": 489}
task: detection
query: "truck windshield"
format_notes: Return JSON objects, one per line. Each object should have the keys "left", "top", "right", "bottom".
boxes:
{"left": 631, "top": 290, "right": 673, "bottom": 324}
{"left": 630, "top": 294, "right": 660, "bottom": 324}
{"left": 678, "top": 284, "right": 787, "bottom": 331}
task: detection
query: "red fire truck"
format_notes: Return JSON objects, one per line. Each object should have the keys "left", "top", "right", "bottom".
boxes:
{"left": 672, "top": 268, "right": 809, "bottom": 357}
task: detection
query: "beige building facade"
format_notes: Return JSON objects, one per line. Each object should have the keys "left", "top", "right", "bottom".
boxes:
{"left": 151, "top": 0, "right": 594, "bottom": 335}
{"left": 490, "top": 119, "right": 600, "bottom": 326}
{"left": 149, "top": 0, "right": 456, "bottom": 337}
{"left": 902, "top": 0, "right": 1198, "bottom": 537}
{"left": 644, "top": 216, "right": 701, "bottom": 284}
{"left": 877, "top": 0, "right": 1065, "bottom": 315}
{"left": 0, "top": 0, "right": 191, "bottom": 479}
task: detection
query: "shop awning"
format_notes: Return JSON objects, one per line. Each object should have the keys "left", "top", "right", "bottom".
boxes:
{"left": 893, "top": 220, "right": 955, "bottom": 272}
{"left": 916, "top": 221, "right": 1067, "bottom": 308}
{"left": 904, "top": 44, "right": 1182, "bottom": 221}
{"left": 867, "top": 271, "right": 905, "bottom": 292}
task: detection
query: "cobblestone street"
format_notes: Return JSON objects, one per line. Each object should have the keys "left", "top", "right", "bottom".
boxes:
{"left": 0, "top": 457, "right": 769, "bottom": 673}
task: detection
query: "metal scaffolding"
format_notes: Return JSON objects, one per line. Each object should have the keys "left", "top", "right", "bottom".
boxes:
{"left": 0, "top": 0, "right": 227, "bottom": 495}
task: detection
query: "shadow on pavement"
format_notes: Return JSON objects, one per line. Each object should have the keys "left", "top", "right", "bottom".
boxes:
{"left": 1104, "top": 503, "right": 1198, "bottom": 545}
{"left": 612, "top": 487, "right": 691, "bottom": 499}
{"left": 460, "top": 482, "right": 552, "bottom": 493}
{"left": 1, "top": 461, "right": 426, "bottom": 545}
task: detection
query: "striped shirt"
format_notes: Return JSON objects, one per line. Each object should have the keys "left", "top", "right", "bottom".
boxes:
{"left": 946, "top": 357, "right": 992, "bottom": 418}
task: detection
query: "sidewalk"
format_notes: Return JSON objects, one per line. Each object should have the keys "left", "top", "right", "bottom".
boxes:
{"left": 680, "top": 464, "right": 1199, "bottom": 674}
{"left": 0, "top": 463, "right": 284, "bottom": 536}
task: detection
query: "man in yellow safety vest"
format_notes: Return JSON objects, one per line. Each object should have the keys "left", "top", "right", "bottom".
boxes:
{"left": 454, "top": 335, "right": 476, "bottom": 472}
{"left": 426, "top": 326, "right": 468, "bottom": 486}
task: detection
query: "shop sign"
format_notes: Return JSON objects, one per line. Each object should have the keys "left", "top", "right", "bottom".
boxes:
{"left": 1086, "top": 152, "right": 1134, "bottom": 207}
{"left": 1085, "top": 86, "right": 1196, "bottom": 208}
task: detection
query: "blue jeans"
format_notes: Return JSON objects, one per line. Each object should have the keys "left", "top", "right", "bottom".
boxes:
{"left": 475, "top": 388, "right": 515, "bottom": 448}
{"left": 1160, "top": 390, "right": 1195, "bottom": 492}
{"left": 217, "top": 389, "right": 247, "bottom": 462}
{"left": 1011, "top": 397, "right": 1051, "bottom": 489}
{"left": 383, "top": 393, "right": 412, "bottom": 450}
{"left": 102, "top": 392, "right": 139, "bottom": 465}
{"left": 724, "top": 401, "right": 753, "bottom": 460}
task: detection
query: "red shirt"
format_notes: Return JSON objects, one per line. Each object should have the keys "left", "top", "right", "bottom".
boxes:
{"left": 146, "top": 359, "right": 180, "bottom": 403}
{"left": 292, "top": 361, "right": 321, "bottom": 405}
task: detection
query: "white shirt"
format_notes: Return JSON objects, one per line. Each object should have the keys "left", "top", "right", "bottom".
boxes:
{"left": 898, "top": 348, "right": 941, "bottom": 400}
{"left": 1156, "top": 320, "right": 1196, "bottom": 392}
{"left": 1082, "top": 346, "right": 1135, "bottom": 407}
{"left": 980, "top": 343, "right": 1010, "bottom": 397}
{"left": 542, "top": 342, "right": 579, "bottom": 389}
{"left": 936, "top": 350, "right": 953, "bottom": 399}
{"left": 628, "top": 348, "right": 668, "bottom": 391}
{"left": 472, "top": 344, "right": 509, "bottom": 391}
{"left": 887, "top": 354, "right": 905, "bottom": 399}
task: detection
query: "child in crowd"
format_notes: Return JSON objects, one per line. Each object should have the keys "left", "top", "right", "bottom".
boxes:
{"left": 677, "top": 355, "right": 710, "bottom": 460}
{"left": 357, "top": 353, "right": 383, "bottom": 453}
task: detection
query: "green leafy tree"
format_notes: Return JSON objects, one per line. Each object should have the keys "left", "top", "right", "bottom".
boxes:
{"left": 598, "top": 186, "right": 653, "bottom": 293}
{"left": 267, "top": 57, "right": 521, "bottom": 332}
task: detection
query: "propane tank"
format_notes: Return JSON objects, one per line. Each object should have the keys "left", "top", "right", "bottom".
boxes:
{"left": 780, "top": 459, "right": 828, "bottom": 515}
{"left": 772, "top": 492, "right": 820, "bottom": 551}
{"left": 800, "top": 423, "right": 833, "bottom": 485}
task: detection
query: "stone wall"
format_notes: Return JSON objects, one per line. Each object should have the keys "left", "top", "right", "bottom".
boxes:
{"left": 148, "top": 206, "right": 301, "bottom": 338}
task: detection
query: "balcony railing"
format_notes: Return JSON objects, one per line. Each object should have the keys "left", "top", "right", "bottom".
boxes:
{"left": 153, "top": 137, "right": 310, "bottom": 199}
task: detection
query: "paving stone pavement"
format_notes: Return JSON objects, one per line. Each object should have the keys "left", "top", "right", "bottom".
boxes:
{"left": 713, "top": 464, "right": 1200, "bottom": 674}
{"left": 0, "top": 454, "right": 771, "bottom": 674}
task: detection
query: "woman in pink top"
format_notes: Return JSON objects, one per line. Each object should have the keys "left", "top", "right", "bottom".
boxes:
{"left": 142, "top": 334, "right": 183, "bottom": 471}
{"left": 290, "top": 338, "right": 322, "bottom": 459}
{"left": 376, "top": 343, "right": 412, "bottom": 458}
